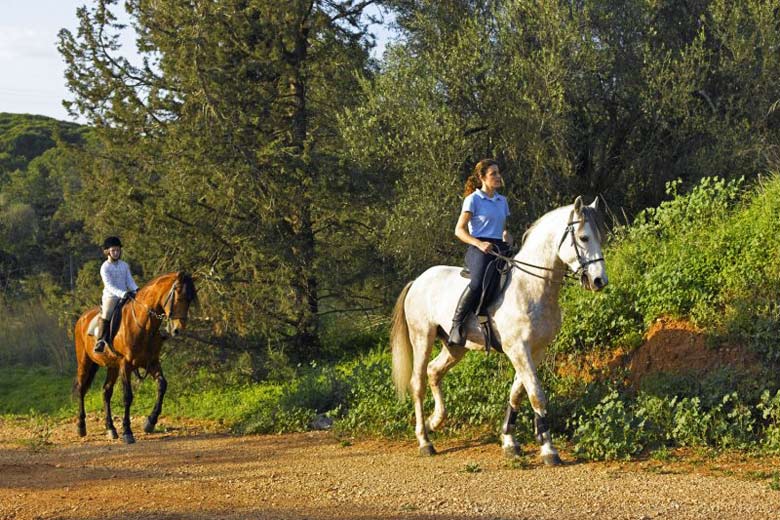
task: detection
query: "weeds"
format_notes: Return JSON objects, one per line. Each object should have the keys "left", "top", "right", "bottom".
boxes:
{"left": 21, "top": 411, "right": 54, "bottom": 452}
{"left": 464, "top": 462, "right": 482, "bottom": 473}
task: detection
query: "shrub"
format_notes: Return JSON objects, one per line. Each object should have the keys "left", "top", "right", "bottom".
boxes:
{"left": 571, "top": 389, "right": 645, "bottom": 460}
{"left": 757, "top": 390, "right": 780, "bottom": 454}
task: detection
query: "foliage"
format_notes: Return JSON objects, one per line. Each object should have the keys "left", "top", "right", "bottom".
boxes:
{"left": 0, "top": 113, "right": 90, "bottom": 302}
{"left": 569, "top": 385, "right": 764, "bottom": 461}
{"left": 0, "top": 296, "right": 73, "bottom": 372}
{"left": 56, "top": 0, "right": 389, "bottom": 359}
{"left": 571, "top": 389, "right": 645, "bottom": 460}
{"left": 553, "top": 174, "right": 780, "bottom": 364}
{"left": 757, "top": 390, "right": 780, "bottom": 454}
{"left": 343, "top": 0, "right": 780, "bottom": 280}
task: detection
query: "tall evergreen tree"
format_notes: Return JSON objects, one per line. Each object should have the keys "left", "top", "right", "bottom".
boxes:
{"left": 58, "top": 0, "right": 380, "bottom": 358}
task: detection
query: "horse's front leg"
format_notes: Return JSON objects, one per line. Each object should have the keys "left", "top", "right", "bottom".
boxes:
{"left": 505, "top": 343, "right": 561, "bottom": 466}
{"left": 120, "top": 362, "right": 135, "bottom": 444}
{"left": 426, "top": 344, "right": 466, "bottom": 432}
{"left": 103, "top": 366, "right": 120, "bottom": 439}
{"left": 144, "top": 360, "right": 167, "bottom": 434}
{"left": 500, "top": 373, "right": 526, "bottom": 458}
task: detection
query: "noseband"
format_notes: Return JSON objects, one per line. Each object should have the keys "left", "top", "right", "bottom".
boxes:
{"left": 557, "top": 219, "right": 605, "bottom": 273}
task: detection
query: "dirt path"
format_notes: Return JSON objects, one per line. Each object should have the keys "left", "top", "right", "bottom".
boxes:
{"left": 2, "top": 416, "right": 780, "bottom": 520}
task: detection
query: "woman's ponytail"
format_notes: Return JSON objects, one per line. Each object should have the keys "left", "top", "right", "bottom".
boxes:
{"left": 463, "top": 159, "right": 498, "bottom": 196}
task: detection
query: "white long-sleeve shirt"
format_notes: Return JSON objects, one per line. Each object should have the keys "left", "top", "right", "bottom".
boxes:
{"left": 100, "top": 259, "right": 139, "bottom": 299}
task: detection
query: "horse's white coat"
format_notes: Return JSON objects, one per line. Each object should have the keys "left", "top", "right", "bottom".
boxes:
{"left": 391, "top": 197, "right": 608, "bottom": 460}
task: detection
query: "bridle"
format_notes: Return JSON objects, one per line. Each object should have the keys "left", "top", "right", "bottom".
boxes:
{"left": 130, "top": 281, "right": 188, "bottom": 334}
{"left": 488, "top": 214, "right": 604, "bottom": 285}
{"left": 557, "top": 218, "right": 606, "bottom": 273}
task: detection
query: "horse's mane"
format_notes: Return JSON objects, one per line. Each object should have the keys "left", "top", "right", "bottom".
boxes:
{"left": 138, "top": 271, "right": 198, "bottom": 303}
{"left": 521, "top": 203, "right": 608, "bottom": 246}
{"left": 521, "top": 206, "right": 566, "bottom": 246}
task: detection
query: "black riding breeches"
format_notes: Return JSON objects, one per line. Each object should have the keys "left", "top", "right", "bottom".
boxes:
{"left": 465, "top": 238, "right": 510, "bottom": 291}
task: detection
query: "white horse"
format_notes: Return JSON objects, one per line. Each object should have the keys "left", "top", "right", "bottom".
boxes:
{"left": 390, "top": 196, "right": 608, "bottom": 464}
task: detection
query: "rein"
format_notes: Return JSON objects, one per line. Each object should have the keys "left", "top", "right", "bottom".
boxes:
{"left": 129, "top": 282, "right": 184, "bottom": 334}
{"left": 127, "top": 282, "right": 181, "bottom": 380}
{"left": 487, "top": 248, "right": 570, "bottom": 284}
{"left": 487, "top": 217, "right": 604, "bottom": 285}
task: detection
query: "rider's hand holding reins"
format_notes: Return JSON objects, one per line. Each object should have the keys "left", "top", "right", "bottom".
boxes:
{"left": 475, "top": 240, "right": 495, "bottom": 254}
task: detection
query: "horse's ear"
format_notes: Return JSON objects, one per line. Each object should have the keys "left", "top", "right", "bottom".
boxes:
{"left": 589, "top": 196, "right": 599, "bottom": 210}
{"left": 573, "top": 195, "right": 583, "bottom": 214}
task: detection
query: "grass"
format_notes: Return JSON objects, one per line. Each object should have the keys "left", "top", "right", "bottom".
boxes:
{"left": 0, "top": 365, "right": 283, "bottom": 427}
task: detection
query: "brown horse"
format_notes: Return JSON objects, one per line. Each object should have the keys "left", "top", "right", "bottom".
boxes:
{"left": 74, "top": 271, "right": 197, "bottom": 443}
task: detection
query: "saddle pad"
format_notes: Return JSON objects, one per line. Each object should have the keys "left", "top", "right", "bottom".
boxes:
{"left": 87, "top": 314, "right": 100, "bottom": 336}
{"left": 86, "top": 299, "right": 128, "bottom": 342}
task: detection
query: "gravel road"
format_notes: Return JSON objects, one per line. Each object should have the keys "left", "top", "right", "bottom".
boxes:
{"left": 1, "top": 417, "right": 779, "bottom": 520}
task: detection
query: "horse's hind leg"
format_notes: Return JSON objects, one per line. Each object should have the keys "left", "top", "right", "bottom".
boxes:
{"left": 103, "top": 367, "right": 119, "bottom": 439}
{"left": 75, "top": 360, "right": 98, "bottom": 437}
{"left": 426, "top": 344, "right": 466, "bottom": 432}
{"left": 120, "top": 362, "right": 135, "bottom": 444}
{"left": 409, "top": 327, "right": 437, "bottom": 456}
{"left": 144, "top": 360, "right": 166, "bottom": 434}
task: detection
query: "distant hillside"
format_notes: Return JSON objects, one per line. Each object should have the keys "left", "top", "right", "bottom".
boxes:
{"left": 0, "top": 112, "right": 90, "bottom": 293}
{"left": 0, "top": 112, "right": 86, "bottom": 183}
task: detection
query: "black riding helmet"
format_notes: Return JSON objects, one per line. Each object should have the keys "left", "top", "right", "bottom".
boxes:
{"left": 103, "top": 236, "right": 122, "bottom": 249}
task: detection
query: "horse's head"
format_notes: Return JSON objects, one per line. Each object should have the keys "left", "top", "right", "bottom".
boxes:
{"left": 557, "top": 196, "right": 609, "bottom": 291}
{"left": 164, "top": 272, "right": 198, "bottom": 337}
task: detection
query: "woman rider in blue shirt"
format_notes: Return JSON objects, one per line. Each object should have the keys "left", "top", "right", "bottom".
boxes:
{"left": 448, "top": 159, "right": 512, "bottom": 346}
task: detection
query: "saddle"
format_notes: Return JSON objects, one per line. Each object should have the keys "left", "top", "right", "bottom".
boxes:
{"left": 460, "top": 253, "right": 512, "bottom": 353}
{"left": 86, "top": 298, "right": 130, "bottom": 348}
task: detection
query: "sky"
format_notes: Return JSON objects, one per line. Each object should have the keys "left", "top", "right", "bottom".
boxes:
{"left": 0, "top": 1, "right": 86, "bottom": 121}
{"left": 0, "top": 1, "right": 393, "bottom": 123}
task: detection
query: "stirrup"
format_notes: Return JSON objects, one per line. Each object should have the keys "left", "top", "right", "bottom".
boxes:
{"left": 94, "top": 340, "right": 106, "bottom": 353}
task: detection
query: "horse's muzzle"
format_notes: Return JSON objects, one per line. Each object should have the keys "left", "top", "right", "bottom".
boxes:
{"left": 581, "top": 273, "right": 607, "bottom": 291}
{"left": 169, "top": 319, "right": 186, "bottom": 337}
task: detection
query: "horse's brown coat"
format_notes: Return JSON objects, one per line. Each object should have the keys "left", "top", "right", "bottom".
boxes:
{"left": 74, "top": 271, "right": 196, "bottom": 443}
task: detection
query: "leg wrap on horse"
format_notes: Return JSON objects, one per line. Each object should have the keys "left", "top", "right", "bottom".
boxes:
{"left": 502, "top": 405, "right": 518, "bottom": 435}
{"left": 534, "top": 412, "right": 550, "bottom": 445}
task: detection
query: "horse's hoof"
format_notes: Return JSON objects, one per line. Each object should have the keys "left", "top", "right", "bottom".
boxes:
{"left": 107, "top": 429, "right": 119, "bottom": 440}
{"left": 419, "top": 444, "right": 436, "bottom": 457}
{"left": 541, "top": 453, "right": 562, "bottom": 466}
{"left": 122, "top": 433, "right": 136, "bottom": 444}
{"left": 77, "top": 424, "right": 87, "bottom": 437}
{"left": 144, "top": 418, "right": 156, "bottom": 434}
{"left": 503, "top": 444, "right": 521, "bottom": 459}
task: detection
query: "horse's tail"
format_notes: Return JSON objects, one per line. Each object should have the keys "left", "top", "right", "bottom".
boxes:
{"left": 390, "top": 281, "right": 414, "bottom": 400}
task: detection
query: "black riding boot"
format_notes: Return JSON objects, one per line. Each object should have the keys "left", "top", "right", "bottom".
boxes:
{"left": 94, "top": 319, "right": 110, "bottom": 353}
{"left": 448, "top": 286, "right": 481, "bottom": 347}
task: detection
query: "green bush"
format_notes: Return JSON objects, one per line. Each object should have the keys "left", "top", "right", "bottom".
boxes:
{"left": 571, "top": 389, "right": 645, "bottom": 460}
{"left": 554, "top": 174, "right": 780, "bottom": 365}
{"left": 757, "top": 390, "right": 780, "bottom": 454}
{"left": 335, "top": 349, "right": 411, "bottom": 436}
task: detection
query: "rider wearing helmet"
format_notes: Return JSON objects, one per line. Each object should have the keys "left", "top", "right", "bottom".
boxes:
{"left": 94, "top": 236, "right": 139, "bottom": 353}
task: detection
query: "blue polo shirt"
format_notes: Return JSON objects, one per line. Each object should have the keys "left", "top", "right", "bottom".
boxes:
{"left": 462, "top": 189, "right": 510, "bottom": 239}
